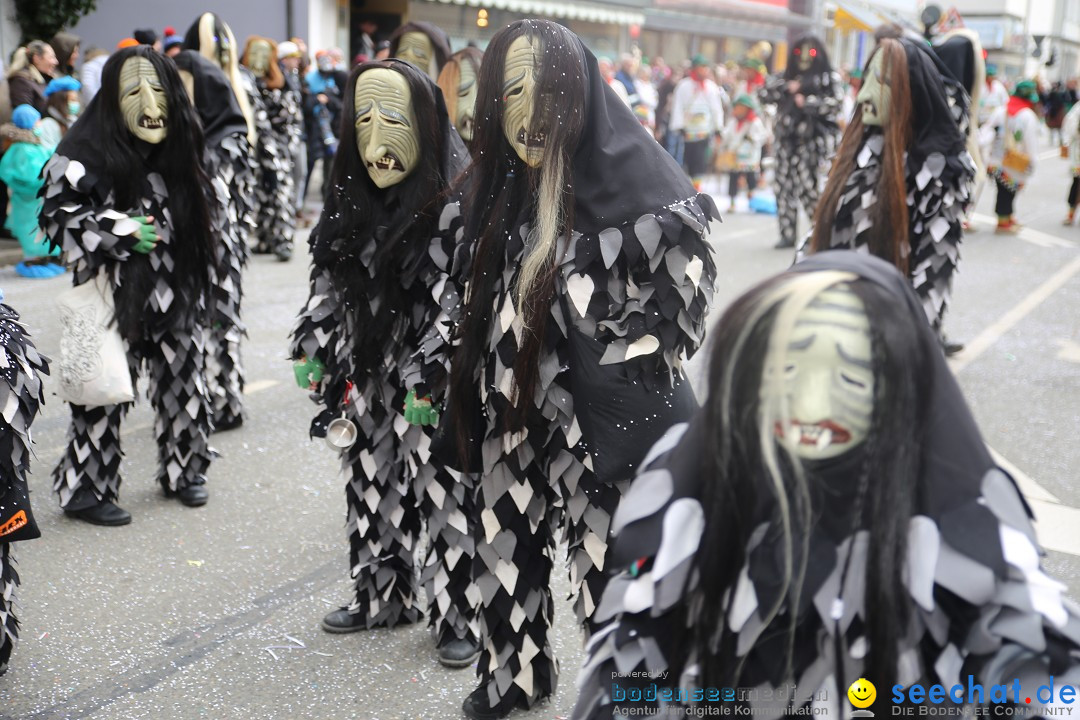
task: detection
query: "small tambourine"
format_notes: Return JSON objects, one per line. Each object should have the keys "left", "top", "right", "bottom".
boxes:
{"left": 325, "top": 380, "right": 358, "bottom": 451}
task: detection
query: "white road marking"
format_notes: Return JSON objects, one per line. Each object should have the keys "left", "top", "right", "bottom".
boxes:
{"left": 244, "top": 379, "right": 279, "bottom": 394}
{"left": 949, "top": 254, "right": 1080, "bottom": 373}
{"left": 1040, "top": 148, "right": 1065, "bottom": 161}
{"left": 970, "top": 213, "right": 1076, "bottom": 248}
{"left": 1055, "top": 338, "right": 1080, "bottom": 364}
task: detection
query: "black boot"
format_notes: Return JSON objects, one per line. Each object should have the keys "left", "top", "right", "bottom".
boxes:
{"left": 321, "top": 607, "right": 369, "bottom": 634}
{"left": 164, "top": 481, "right": 209, "bottom": 507}
{"left": 436, "top": 634, "right": 481, "bottom": 668}
{"left": 64, "top": 499, "right": 132, "bottom": 526}
{"left": 461, "top": 682, "right": 532, "bottom": 720}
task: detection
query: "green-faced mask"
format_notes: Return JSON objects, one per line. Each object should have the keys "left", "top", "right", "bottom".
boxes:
{"left": 120, "top": 56, "right": 168, "bottom": 144}
{"left": 501, "top": 35, "right": 545, "bottom": 168}
{"left": 354, "top": 67, "right": 419, "bottom": 188}
{"left": 247, "top": 40, "right": 272, "bottom": 77}
{"left": 772, "top": 284, "right": 875, "bottom": 460}
{"left": 456, "top": 59, "right": 478, "bottom": 142}
{"left": 856, "top": 51, "right": 891, "bottom": 127}
{"left": 395, "top": 32, "right": 436, "bottom": 79}
{"left": 796, "top": 41, "right": 815, "bottom": 72}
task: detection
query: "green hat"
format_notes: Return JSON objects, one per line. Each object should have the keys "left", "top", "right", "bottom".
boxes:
{"left": 734, "top": 93, "right": 756, "bottom": 109}
{"left": 849, "top": 68, "right": 863, "bottom": 80}
{"left": 986, "top": 63, "right": 998, "bottom": 76}
{"left": 1012, "top": 79, "right": 1040, "bottom": 103}
{"left": 691, "top": 53, "right": 709, "bottom": 68}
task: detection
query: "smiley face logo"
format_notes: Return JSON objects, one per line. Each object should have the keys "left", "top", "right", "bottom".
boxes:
{"left": 848, "top": 678, "right": 876, "bottom": 709}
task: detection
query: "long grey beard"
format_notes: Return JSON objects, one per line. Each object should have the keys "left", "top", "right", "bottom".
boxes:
{"left": 515, "top": 152, "right": 566, "bottom": 319}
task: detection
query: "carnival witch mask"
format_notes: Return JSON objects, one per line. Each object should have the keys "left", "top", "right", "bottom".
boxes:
{"left": 772, "top": 283, "right": 874, "bottom": 460}
{"left": 501, "top": 35, "right": 545, "bottom": 168}
{"left": 354, "top": 67, "right": 419, "bottom": 188}
{"left": 246, "top": 39, "right": 272, "bottom": 77}
{"left": 857, "top": 51, "right": 891, "bottom": 126}
{"left": 120, "top": 56, "right": 168, "bottom": 143}
{"left": 795, "top": 40, "right": 817, "bottom": 72}
{"left": 455, "top": 59, "right": 478, "bottom": 142}
{"left": 395, "top": 32, "right": 436, "bottom": 79}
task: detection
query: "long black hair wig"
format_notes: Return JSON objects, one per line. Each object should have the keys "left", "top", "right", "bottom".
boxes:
{"left": 63, "top": 45, "right": 216, "bottom": 340}
{"left": 447, "top": 19, "right": 588, "bottom": 445}
{"left": 311, "top": 58, "right": 455, "bottom": 378}
{"left": 674, "top": 265, "right": 934, "bottom": 692}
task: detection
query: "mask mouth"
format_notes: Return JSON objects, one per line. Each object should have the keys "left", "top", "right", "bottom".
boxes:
{"left": 776, "top": 419, "right": 852, "bottom": 450}
{"left": 860, "top": 99, "right": 877, "bottom": 116}
{"left": 460, "top": 116, "right": 473, "bottom": 136}
{"left": 368, "top": 153, "right": 403, "bottom": 172}
{"left": 139, "top": 116, "right": 166, "bottom": 130}
{"left": 516, "top": 128, "right": 546, "bottom": 148}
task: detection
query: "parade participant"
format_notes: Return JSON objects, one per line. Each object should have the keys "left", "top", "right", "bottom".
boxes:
{"left": 0, "top": 105, "right": 63, "bottom": 278}
{"left": 417, "top": 19, "right": 717, "bottom": 718}
{"left": 720, "top": 93, "right": 766, "bottom": 213}
{"left": 174, "top": 50, "right": 256, "bottom": 431}
{"left": 242, "top": 36, "right": 299, "bottom": 261}
{"left": 759, "top": 34, "right": 841, "bottom": 249}
{"left": 0, "top": 293, "right": 49, "bottom": 675}
{"left": 182, "top": 13, "right": 256, "bottom": 147}
{"left": 669, "top": 54, "right": 724, "bottom": 190}
{"left": 933, "top": 28, "right": 986, "bottom": 230}
{"left": 1061, "top": 98, "right": 1080, "bottom": 224}
{"left": 289, "top": 59, "right": 479, "bottom": 667}
{"left": 436, "top": 47, "right": 482, "bottom": 146}
{"left": 806, "top": 38, "right": 975, "bottom": 345}
{"left": 574, "top": 251, "right": 1080, "bottom": 719}
{"left": 40, "top": 45, "right": 221, "bottom": 525}
{"left": 388, "top": 21, "right": 450, "bottom": 80}
{"left": 985, "top": 80, "right": 1041, "bottom": 234}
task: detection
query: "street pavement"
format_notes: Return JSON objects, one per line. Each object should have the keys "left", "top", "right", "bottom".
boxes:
{"left": 1, "top": 141, "right": 1079, "bottom": 720}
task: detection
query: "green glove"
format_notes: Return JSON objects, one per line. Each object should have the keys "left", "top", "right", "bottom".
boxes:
{"left": 293, "top": 355, "right": 326, "bottom": 389}
{"left": 129, "top": 216, "right": 158, "bottom": 254}
{"left": 403, "top": 388, "right": 439, "bottom": 426}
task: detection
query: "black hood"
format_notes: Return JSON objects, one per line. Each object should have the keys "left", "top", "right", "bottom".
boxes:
{"left": 570, "top": 40, "right": 699, "bottom": 235}
{"left": 172, "top": 50, "right": 248, "bottom": 148}
{"left": 900, "top": 37, "right": 969, "bottom": 170}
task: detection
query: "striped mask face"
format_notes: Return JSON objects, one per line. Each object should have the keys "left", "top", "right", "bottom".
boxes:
{"left": 501, "top": 35, "right": 544, "bottom": 168}
{"left": 395, "top": 32, "right": 436, "bottom": 79}
{"left": 354, "top": 67, "right": 419, "bottom": 188}
{"left": 775, "top": 284, "right": 875, "bottom": 460}
{"left": 120, "top": 57, "right": 168, "bottom": 144}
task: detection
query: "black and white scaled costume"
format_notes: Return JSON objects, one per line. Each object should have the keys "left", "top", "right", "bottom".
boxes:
{"left": 40, "top": 46, "right": 221, "bottom": 511}
{"left": 434, "top": 22, "right": 718, "bottom": 713}
{"left": 173, "top": 50, "right": 256, "bottom": 431}
{"left": 575, "top": 252, "right": 1080, "bottom": 719}
{"left": 0, "top": 301, "right": 48, "bottom": 672}
{"left": 759, "top": 36, "right": 842, "bottom": 247}
{"left": 290, "top": 61, "right": 477, "bottom": 646}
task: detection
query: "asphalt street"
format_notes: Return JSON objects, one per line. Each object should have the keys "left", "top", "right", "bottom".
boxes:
{"left": 0, "top": 139, "right": 1078, "bottom": 720}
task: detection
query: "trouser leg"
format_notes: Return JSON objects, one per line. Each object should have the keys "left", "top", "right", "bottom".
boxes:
{"left": 148, "top": 329, "right": 212, "bottom": 492}
{"left": 1069, "top": 176, "right": 1080, "bottom": 208}
{"left": 995, "top": 179, "right": 1015, "bottom": 218}
{"left": 53, "top": 403, "right": 127, "bottom": 510}
{"left": 409, "top": 425, "right": 478, "bottom": 645}
{"left": 0, "top": 544, "right": 17, "bottom": 670}
{"left": 473, "top": 451, "right": 559, "bottom": 709}
{"left": 293, "top": 143, "right": 307, "bottom": 213}
{"left": 341, "top": 405, "right": 422, "bottom": 627}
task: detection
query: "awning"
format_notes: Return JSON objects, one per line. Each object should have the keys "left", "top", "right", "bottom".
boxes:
{"left": 833, "top": 1, "right": 886, "bottom": 33}
{"left": 424, "top": 0, "right": 646, "bottom": 27}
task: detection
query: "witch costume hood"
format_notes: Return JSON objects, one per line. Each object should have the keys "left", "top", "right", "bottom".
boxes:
{"left": 574, "top": 251, "right": 1080, "bottom": 719}
{"left": 171, "top": 50, "right": 248, "bottom": 149}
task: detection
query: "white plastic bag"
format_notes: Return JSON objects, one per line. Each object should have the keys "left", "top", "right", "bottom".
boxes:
{"left": 56, "top": 273, "right": 135, "bottom": 406}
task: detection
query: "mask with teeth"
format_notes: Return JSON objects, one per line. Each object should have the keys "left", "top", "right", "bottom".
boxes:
{"left": 770, "top": 283, "right": 875, "bottom": 460}
{"left": 354, "top": 67, "right": 419, "bottom": 188}
{"left": 501, "top": 35, "right": 545, "bottom": 167}
{"left": 247, "top": 39, "right": 272, "bottom": 78}
{"left": 856, "top": 51, "right": 890, "bottom": 127}
{"left": 395, "top": 32, "right": 436, "bottom": 79}
{"left": 120, "top": 56, "right": 169, "bottom": 144}
{"left": 455, "top": 57, "right": 478, "bottom": 142}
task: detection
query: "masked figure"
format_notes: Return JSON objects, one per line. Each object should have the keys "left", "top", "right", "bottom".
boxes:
{"left": 759, "top": 34, "right": 842, "bottom": 249}
{"left": 39, "top": 46, "right": 221, "bottom": 525}
{"left": 806, "top": 38, "right": 975, "bottom": 346}
{"left": 437, "top": 47, "right": 482, "bottom": 146}
{"left": 0, "top": 297, "right": 49, "bottom": 674}
{"left": 241, "top": 36, "right": 299, "bottom": 261}
{"left": 414, "top": 20, "right": 717, "bottom": 719}
{"left": 173, "top": 50, "right": 256, "bottom": 431}
{"left": 574, "top": 251, "right": 1080, "bottom": 719}
{"left": 389, "top": 21, "right": 451, "bottom": 80}
{"left": 289, "top": 60, "right": 480, "bottom": 667}
{"left": 182, "top": 13, "right": 256, "bottom": 147}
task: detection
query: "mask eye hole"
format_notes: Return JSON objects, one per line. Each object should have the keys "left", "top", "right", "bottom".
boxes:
{"left": 810, "top": 48, "right": 817, "bottom": 58}
{"left": 839, "top": 371, "right": 867, "bottom": 390}
{"left": 794, "top": 48, "right": 801, "bottom": 55}
{"left": 505, "top": 85, "right": 523, "bottom": 100}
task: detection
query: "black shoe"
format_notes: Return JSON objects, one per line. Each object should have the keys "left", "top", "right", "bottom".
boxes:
{"left": 437, "top": 635, "right": 481, "bottom": 668}
{"left": 773, "top": 238, "right": 795, "bottom": 249}
{"left": 64, "top": 500, "right": 132, "bottom": 526}
{"left": 275, "top": 247, "right": 292, "bottom": 262}
{"left": 212, "top": 414, "right": 243, "bottom": 433}
{"left": 943, "top": 340, "right": 964, "bottom": 356}
{"left": 0, "top": 662, "right": 7, "bottom": 676}
{"left": 462, "top": 683, "right": 533, "bottom": 720}
{"left": 321, "top": 608, "right": 369, "bottom": 634}
{"left": 165, "top": 484, "right": 209, "bottom": 507}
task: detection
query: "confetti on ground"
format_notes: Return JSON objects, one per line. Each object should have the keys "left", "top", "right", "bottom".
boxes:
{"left": 383, "top": 663, "right": 393, "bottom": 671}
{"left": 264, "top": 648, "right": 278, "bottom": 660}
{"left": 283, "top": 634, "right": 305, "bottom": 647}
{"left": 186, "top": 560, "right": 204, "bottom": 567}
{"left": 37, "top": 632, "right": 47, "bottom": 640}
